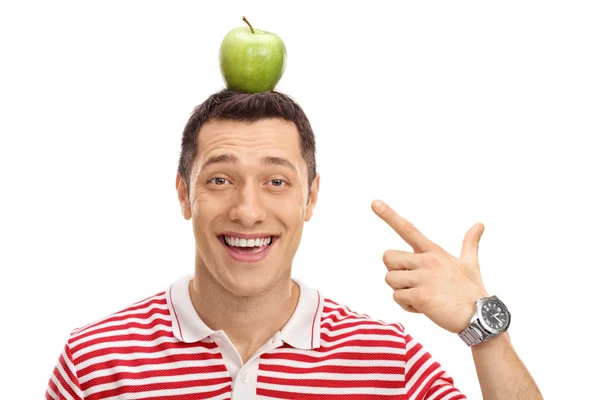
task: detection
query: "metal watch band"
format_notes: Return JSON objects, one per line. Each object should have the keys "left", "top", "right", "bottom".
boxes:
{"left": 459, "top": 319, "right": 490, "bottom": 347}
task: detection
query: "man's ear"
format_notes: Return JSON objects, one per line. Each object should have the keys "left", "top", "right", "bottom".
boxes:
{"left": 304, "top": 173, "right": 320, "bottom": 222}
{"left": 175, "top": 172, "right": 192, "bottom": 220}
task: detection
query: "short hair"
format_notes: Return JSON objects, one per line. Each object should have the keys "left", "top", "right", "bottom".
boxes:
{"left": 177, "top": 89, "right": 317, "bottom": 197}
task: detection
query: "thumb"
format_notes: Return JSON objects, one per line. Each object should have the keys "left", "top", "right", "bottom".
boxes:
{"left": 460, "top": 223, "right": 485, "bottom": 262}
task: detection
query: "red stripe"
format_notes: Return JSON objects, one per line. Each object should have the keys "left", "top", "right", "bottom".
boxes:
{"left": 259, "top": 375, "right": 403, "bottom": 388}
{"left": 78, "top": 351, "right": 225, "bottom": 379}
{"left": 257, "top": 388, "right": 401, "bottom": 399}
{"left": 311, "top": 291, "right": 321, "bottom": 347}
{"left": 75, "top": 341, "right": 220, "bottom": 368}
{"left": 321, "top": 318, "right": 404, "bottom": 335}
{"left": 261, "top": 350, "right": 404, "bottom": 362}
{"left": 88, "top": 380, "right": 232, "bottom": 400}
{"left": 321, "top": 327, "right": 407, "bottom": 343}
{"left": 169, "top": 285, "right": 184, "bottom": 341}
{"left": 429, "top": 384, "right": 466, "bottom": 400}
{"left": 260, "top": 363, "right": 405, "bottom": 375}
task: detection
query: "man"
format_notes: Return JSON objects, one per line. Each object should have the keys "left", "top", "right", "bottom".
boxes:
{"left": 46, "top": 90, "right": 542, "bottom": 399}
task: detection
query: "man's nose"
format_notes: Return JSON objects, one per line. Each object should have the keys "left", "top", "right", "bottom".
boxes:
{"left": 228, "top": 183, "right": 267, "bottom": 227}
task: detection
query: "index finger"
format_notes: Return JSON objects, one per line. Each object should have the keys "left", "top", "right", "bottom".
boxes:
{"left": 371, "top": 199, "right": 439, "bottom": 253}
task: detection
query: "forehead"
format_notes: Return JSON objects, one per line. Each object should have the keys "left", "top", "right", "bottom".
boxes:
{"left": 196, "top": 118, "right": 303, "bottom": 163}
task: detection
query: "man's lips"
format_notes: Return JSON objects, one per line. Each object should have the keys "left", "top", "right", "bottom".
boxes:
{"left": 217, "top": 234, "right": 279, "bottom": 262}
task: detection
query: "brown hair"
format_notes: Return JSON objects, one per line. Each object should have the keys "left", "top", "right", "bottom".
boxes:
{"left": 177, "top": 89, "right": 317, "bottom": 197}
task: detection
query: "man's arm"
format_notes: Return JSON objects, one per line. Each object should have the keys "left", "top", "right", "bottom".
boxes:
{"left": 472, "top": 333, "right": 542, "bottom": 399}
{"left": 371, "top": 199, "right": 543, "bottom": 399}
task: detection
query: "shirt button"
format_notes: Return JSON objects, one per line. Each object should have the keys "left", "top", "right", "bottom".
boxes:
{"left": 243, "top": 374, "right": 249, "bottom": 383}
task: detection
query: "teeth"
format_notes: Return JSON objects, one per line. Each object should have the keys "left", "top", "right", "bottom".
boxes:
{"left": 224, "top": 236, "right": 272, "bottom": 247}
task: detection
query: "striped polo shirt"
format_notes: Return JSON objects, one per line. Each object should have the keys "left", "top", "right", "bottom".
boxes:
{"left": 46, "top": 274, "right": 466, "bottom": 399}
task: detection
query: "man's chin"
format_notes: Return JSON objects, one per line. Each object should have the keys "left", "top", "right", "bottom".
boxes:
{"left": 220, "top": 270, "right": 286, "bottom": 298}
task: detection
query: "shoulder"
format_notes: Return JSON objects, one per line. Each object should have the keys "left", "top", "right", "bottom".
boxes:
{"left": 319, "top": 297, "right": 408, "bottom": 346}
{"left": 64, "top": 290, "right": 171, "bottom": 353}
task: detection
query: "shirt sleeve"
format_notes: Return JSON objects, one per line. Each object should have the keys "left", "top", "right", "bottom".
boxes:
{"left": 46, "top": 341, "right": 85, "bottom": 400}
{"left": 404, "top": 332, "right": 467, "bottom": 400}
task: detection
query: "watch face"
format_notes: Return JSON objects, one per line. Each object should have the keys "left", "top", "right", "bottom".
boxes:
{"left": 481, "top": 299, "right": 510, "bottom": 332}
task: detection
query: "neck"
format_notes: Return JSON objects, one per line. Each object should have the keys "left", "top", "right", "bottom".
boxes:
{"left": 189, "top": 263, "right": 300, "bottom": 358}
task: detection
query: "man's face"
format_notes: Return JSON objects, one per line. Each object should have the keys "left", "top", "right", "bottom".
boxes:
{"left": 176, "top": 118, "right": 319, "bottom": 297}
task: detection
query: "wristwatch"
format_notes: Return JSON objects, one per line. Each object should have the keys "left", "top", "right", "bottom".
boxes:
{"left": 459, "top": 295, "right": 511, "bottom": 347}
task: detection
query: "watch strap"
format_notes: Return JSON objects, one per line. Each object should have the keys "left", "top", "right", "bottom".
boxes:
{"left": 459, "top": 319, "right": 491, "bottom": 347}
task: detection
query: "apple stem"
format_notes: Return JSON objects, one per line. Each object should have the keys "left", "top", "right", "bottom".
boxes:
{"left": 242, "top": 16, "right": 255, "bottom": 34}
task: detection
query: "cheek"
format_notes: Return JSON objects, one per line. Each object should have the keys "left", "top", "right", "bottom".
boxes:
{"left": 190, "top": 199, "right": 220, "bottom": 236}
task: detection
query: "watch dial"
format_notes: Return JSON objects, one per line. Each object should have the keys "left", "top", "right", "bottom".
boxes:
{"left": 482, "top": 300, "right": 509, "bottom": 331}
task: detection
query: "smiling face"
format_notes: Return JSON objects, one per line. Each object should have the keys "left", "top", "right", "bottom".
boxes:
{"left": 176, "top": 118, "right": 319, "bottom": 297}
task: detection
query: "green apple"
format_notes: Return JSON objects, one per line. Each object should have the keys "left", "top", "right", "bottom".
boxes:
{"left": 219, "top": 17, "right": 287, "bottom": 93}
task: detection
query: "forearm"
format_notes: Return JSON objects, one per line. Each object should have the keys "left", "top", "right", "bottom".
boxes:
{"left": 472, "top": 332, "right": 543, "bottom": 399}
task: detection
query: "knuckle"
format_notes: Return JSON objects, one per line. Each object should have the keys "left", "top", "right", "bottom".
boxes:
{"left": 418, "top": 289, "right": 434, "bottom": 308}
{"left": 420, "top": 253, "right": 439, "bottom": 267}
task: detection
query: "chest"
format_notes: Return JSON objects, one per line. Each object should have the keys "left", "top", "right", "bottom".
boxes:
{"left": 77, "top": 346, "right": 407, "bottom": 399}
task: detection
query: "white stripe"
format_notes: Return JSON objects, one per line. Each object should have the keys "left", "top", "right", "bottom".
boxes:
{"left": 259, "top": 357, "right": 402, "bottom": 368}
{"left": 257, "top": 381, "right": 406, "bottom": 395}
{"left": 427, "top": 381, "right": 460, "bottom": 399}
{"left": 439, "top": 387, "right": 462, "bottom": 400}
{"left": 322, "top": 302, "right": 388, "bottom": 323}
{"left": 71, "top": 321, "right": 172, "bottom": 349}
{"left": 408, "top": 358, "right": 442, "bottom": 400}
{"left": 103, "top": 388, "right": 231, "bottom": 400}
{"left": 320, "top": 323, "right": 404, "bottom": 338}
{"left": 79, "top": 359, "right": 230, "bottom": 384}
{"left": 51, "top": 374, "right": 75, "bottom": 400}
{"left": 320, "top": 332, "right": 405, "bottom": 347}
{"left": 46, "top": 384, "right": 59, "bottom": 400}
{"left": 321, "top": 309, "right": 373, "bottom": 323}
{"left": 73, "top": 332, "right": 180, "bottom": 359}
{"left": 56, "top": 350, "right": 83, "bottom": 399}
{"left": 270, "top": 345, "right": 405, "bottom": 357}
{"left": 72, "top": 314, "right": 172, "bottom": 350}
{"left": 84, "top": 375, "right": 231, "bottom": 397}
{"left": 77, "top": 346, "right": 223, "bottom": 371}
{"left": 260, "top": 369, "right": 404, "bottom": 381}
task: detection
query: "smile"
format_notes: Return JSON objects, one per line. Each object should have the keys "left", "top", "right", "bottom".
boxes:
{"left": 218, "top": 234, "right": 278, "bottom": 263}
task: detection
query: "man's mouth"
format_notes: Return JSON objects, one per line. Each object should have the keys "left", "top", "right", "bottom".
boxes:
{"left": 218, "top": 234, "right": 277, "bottom": 255}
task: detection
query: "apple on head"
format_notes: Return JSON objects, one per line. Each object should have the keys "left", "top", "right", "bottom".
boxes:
{"left": 219, "top": 17, "right": 287, "bottom": 94}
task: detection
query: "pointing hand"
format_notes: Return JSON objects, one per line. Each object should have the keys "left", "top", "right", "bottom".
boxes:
{"left": 371, "top": 199, "right": 489, "bottom": 333}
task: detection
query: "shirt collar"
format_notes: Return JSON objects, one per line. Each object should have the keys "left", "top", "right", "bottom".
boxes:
{"left": 166, "top": 274, "right": 324, "bottom": 350}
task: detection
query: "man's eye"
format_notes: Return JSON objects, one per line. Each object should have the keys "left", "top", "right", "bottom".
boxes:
{"left": 209, "top": 177, "right": 229, "bottom": 185}
{"left": 269, "top": 179, "right": 287, "bottom": 187}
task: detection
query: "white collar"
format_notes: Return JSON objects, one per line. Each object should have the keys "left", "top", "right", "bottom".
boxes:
{"left": 166, "top": 274, "right": 324, "bottom": 349}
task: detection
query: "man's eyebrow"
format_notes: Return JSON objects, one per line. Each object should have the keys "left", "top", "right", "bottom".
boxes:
{"left": 200, "top": 153, "right": 239, "bottom": 169}
{"left": 200, "top": 153, "right": 297, "bottom": 173}
{"left": 260, "top": 156, "right": 297, "bottom": 172}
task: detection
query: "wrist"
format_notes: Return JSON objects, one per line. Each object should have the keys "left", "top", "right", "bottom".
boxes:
{"left": 471, "top": 331, "right": 513, "bottom": 356}
{"left": 458, "top": 295, "right": 511, "bottom": 347}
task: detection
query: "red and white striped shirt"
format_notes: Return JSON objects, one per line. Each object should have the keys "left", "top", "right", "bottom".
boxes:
{"left": 46, "top": 274, "right": 466, "bottom": 399}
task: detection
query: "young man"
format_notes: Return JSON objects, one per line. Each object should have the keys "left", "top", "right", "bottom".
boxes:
{"left": 46, "top": 90, "right": 542, "bottom": 399}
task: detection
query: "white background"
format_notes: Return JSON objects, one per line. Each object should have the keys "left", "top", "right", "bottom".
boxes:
{"left": 1, "top": 1, "right": 598, "bottom": 398}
